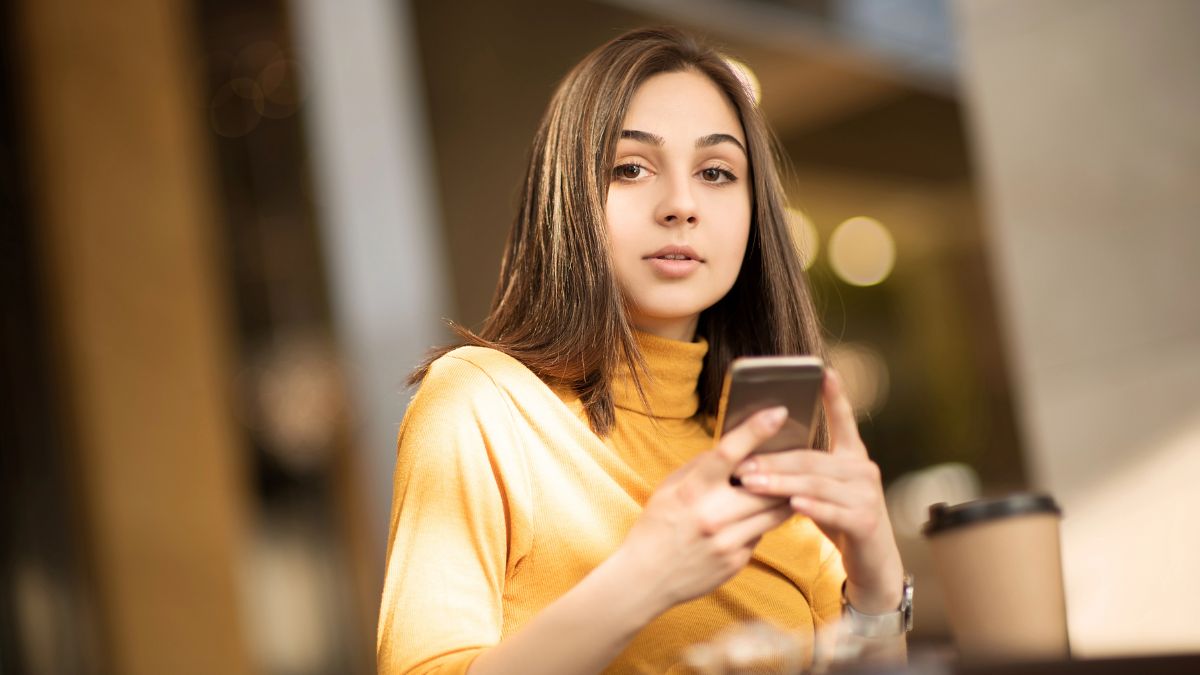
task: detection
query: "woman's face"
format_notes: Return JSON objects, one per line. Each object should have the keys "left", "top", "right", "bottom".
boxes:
{"left": 605, "top": 69, "right": 752, "bottom": 342}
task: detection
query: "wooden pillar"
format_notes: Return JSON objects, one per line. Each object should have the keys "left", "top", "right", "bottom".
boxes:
{"left": 16, "top": 0, "right": 254, "bottom": 672}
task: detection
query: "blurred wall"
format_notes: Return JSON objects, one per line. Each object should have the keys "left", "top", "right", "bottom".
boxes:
{"left": 954, "top": 0, "right": 1200, "bottom": 656}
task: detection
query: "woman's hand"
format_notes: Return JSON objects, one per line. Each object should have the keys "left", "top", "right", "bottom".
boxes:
{"left": 732, "top": 370, "right": 905, "bottom": 614}
{"left": 615, "top": 407, "right": 796, "bottom": 613}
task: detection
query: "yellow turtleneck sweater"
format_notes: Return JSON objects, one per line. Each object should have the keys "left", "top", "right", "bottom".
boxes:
{"left": 377, "top": 333, "right": 846, "bottom": 674}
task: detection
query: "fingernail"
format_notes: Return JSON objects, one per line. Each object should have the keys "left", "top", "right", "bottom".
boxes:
{"left": 743, "top": 474, "right": 767, "bottom": 487}
{"left": 740, "top": 459, "right": 758, "bottom": 474}
{"left": 768, "top": 406, "right": 788, "bottom": 426}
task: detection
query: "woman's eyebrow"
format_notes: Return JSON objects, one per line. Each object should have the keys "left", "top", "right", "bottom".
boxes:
{"left": 619, "top": 129, "right": 746, "bottom": 157}
{"left": 696, "top": 133, "right": 746, "bottom": 157}
{"left": 620, "top": 129, "right": 664, "bottom": 146}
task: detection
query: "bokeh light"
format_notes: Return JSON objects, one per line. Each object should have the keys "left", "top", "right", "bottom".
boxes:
{"left": 885, "top": 463, "right": 982, "bottom": 540}
{"left": 828, "top": 341, "right": 890, "bottom": 418}
{"left": 207, "top": 41, "right": 303, "bottom": 136}
{"left": 259, "top": 59, "right": 305, "bottom": 117}
{"left": 786, "top": 208, "right": 820, "bottom": 270}
{"left": 210, "top": 77, "right": 265, "bottom": 138}
{"left": 239, "top": 333, "right": 344, "bottom": 474}
{"left": 828, "top": 216, "right": 896, "bottom": 286}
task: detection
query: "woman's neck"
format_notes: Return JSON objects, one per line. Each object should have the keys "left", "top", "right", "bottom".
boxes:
{"left": 629, "top": 314, "right": 699, "bottom": 343}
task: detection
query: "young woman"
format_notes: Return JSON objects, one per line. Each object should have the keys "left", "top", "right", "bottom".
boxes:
{"left": 378, "top": 27, "right": 908, "bottom": 674}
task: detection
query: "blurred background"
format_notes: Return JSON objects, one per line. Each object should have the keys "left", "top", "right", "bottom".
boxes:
{"left": 1, "top": 0, "right": 1197, "bottom": 673}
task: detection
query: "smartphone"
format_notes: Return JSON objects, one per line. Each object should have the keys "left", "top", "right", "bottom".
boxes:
{"left": 714, "top": 355, "right": 825, "bottom": 454}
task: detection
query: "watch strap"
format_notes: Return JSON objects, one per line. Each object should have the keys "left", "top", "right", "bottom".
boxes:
{"left": 840, "top": 574, "right": 913, "bottom": 638}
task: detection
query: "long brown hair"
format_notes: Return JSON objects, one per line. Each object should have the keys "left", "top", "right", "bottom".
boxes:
{"left": 412, "top": 26, "right": 825, "bottom": 440}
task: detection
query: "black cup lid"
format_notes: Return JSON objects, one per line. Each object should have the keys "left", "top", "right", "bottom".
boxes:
{"left": 922, "top": 493, "right": 1062, "bottom": 537}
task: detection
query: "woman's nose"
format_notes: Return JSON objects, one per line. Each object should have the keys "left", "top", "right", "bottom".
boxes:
{"left": 655, "top": 174, "right": 699, "bottom": 227}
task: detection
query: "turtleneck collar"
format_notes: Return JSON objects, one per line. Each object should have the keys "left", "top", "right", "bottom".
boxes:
{"left": 612, "top": 331, "right": 709, "bottom": 419}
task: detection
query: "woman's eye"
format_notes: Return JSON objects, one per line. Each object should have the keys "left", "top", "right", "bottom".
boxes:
{"left": 700, "top": 167, "right": 736, "bottom": 183}
{"left": 613, "top": 164, "right": 645, "bottom": 180}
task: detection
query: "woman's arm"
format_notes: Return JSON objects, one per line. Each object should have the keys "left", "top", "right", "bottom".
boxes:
{"left": 734, "top": 371, "right": 908, "bottom": 664}
{"left": 466, "top": 407, "right": 797, "bottom": 675}
{"left": 840, "top": 520, "right": 908, "bottom": 663}
{"left": 464, "top": 545, "right": 658, "bottom": 674}
{"left": 378, "top": 356, "right": 528, "bottom": 674}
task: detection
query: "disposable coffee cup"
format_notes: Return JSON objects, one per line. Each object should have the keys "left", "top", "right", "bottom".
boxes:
{"left": 922, "top": 493, "right": 1069, "bottom": 662}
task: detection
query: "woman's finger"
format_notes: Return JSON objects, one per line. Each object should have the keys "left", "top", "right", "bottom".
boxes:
{"left": 789, "top": 495, "right": 850, "bottom": 533}
{"left": 823, "top": 369, "right": 867, "bottom": 456}
{"left": 734, "top": 449, "right": 859, "bottom": 480}
{"left": 737, "top": 472, "right": 856, "bottom": 505}
{"left": 791, "top": 493, "right": 885, "bottom": 544}
{"left": 693, "top": 485, "right": 786, "bottom": 535}
{"left": 711, "top": 503, "right": 795, "bottom": 552}
{"left": 699, "top": 406, "right": 788, "bottom": 484}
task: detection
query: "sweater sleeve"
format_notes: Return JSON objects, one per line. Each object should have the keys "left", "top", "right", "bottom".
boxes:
{"left": 811, "top": 538, "right": 848, "bottom": 628}
{"left": 377, "top": 354, "right": 531, "bottom": 674}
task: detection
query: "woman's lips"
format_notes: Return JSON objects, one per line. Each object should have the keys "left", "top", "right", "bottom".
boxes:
{"left": 643, "top": 246, "right": 703, "bottom": 278}
{"left": 646, "top": 245, "right": 703, "bottom": 261}
{"left": 644, "top": 254, "right": 702, "bottom": 278}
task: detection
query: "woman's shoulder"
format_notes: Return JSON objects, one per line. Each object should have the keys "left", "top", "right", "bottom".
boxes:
{"left": 409, "top": 345, "right": 583, "bottom": 434}
{"left": 417, "top": 345, "right": 544, "bottom": 405}
{"left": 426, "top": 344, "right": 533, "bottom": 381}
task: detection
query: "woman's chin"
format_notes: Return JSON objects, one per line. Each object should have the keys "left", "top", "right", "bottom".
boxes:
{"left": 626, "top": 302, "right": 709, "bottom": 335}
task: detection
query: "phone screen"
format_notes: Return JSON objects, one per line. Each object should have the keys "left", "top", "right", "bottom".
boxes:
{"left": 716, "top": 357, "right": 825, "bottom": 454}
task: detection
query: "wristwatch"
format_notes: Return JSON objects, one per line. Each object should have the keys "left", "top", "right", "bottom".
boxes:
{"left": 840, "top": 574, "right": 913, "bottom": 637}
